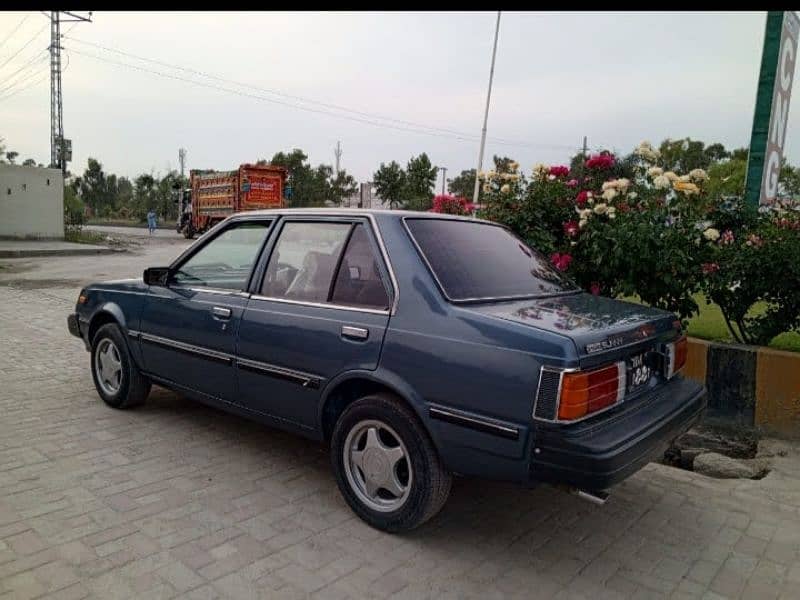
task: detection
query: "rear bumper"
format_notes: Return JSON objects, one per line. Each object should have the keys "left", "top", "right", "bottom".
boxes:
{"left": 530, "top": 376, "right": 706, "bottom": 491}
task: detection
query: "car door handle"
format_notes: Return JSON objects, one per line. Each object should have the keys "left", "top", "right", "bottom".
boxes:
{"left": 212, "top": 306, "right": 232, "bottom": 320}
{"left": 341, "top": 325, "right": 369, "bottom": 341}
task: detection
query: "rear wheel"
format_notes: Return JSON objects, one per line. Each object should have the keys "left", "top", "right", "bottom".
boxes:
{"left": 331, "top": 393, "right": 451, "bottom": 533}
{"left": 90, "top": 323, "right": 151, "bottom": 409}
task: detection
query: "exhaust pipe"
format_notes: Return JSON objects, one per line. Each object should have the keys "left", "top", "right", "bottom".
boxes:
{"left": 568, "top": 487, "right": 609, "bottom": 506}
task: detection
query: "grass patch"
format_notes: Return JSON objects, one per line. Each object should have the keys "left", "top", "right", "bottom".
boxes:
{"left": 64, "top": 229, "right": 108, "bottom": 245}
{"left": 625, "top": 293, "right": 800, "bottom": 353}
{"left": 84, "top": 218, "right": 143, "bottom": 227}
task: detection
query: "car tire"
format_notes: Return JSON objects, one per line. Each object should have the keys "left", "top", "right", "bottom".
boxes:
{"left": 90, "top": 323, "right": 151, "bottom": 409}
{"left": 331, "top": 393, "right": 452, "bottom": 533}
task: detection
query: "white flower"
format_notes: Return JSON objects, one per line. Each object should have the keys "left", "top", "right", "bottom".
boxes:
{"left": 509, "top": 161, "right": 519, "bottom": 171}
{"left": 647, "top": 166, "right": 664, "bottom": 178}
{"left": 576, "top": 208, "right": 592, "bottom": 219}
{"left": 478, "top": 170, "right": 487, "bottom": 179}
{"left": 532, "top": 163, "right": 548, "bottom": 178}
{"left": 664, "top": 171, "right": 679, "bottom": 182}
{"left": 500, "top": 184, "right": 511, "bottom": 194}
{"left": 593, "top": 203, "right": 609, "bottom": 215}
{"left": 609, "top": 212, "right": 617, "bottom": 219}
{"left": 729, "top": 281, "right": 742, "bottom": 292}
{"left": 616, "top": 178, "right": 630, "bottom": 191}
{"left": 602, "top": 180, "right": 616, "bottom": 191}
{"left": 602, "top": 188, "right": 618, "bottom": 201}
{"left": 586, "top": 191, "right": 593, "bottom": 198}
{"left": 547, "top": 174, "right": 556, "bottom": 181}
{"left": 579, "top": 218, "right": 588, "bottom": 229}
{"left": 482, "top": 183, "right": 491, "bottom": 193}
{"left": 628, "top": 192, "right": 638, "bottom": 200}
{"left": 607, "top": 206, "right": 617, "bottom": 214}
{"left": 703, "top": 227, "right": 720, "bottom": 241}
{"left": 689, "top": 168, "right": 709, "bottom": 182}
{"left": 653, "top": 174, "right": 671, "bottom": 189}
{"left": 678, "top": 174, "right": 692, "bottom": 183}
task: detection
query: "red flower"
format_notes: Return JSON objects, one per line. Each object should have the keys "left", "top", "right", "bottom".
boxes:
{"left": 585, "top": 154, "right": 615, "bottom": 170}
{"left": 550, "top": 252, "right": 573, "bottom": 271}
{"left": 548, "top": 165, "right": 570, "bottom": 178}
{"left": 431, "top": 194, "right": 470, "bottom": 215}
{"left": 701, "top": 262, "right": 720, "bottom": 275}
{"left": 589, "top": 282, "right": 602, "bottom": 296}
{"left": 576, "top": 190, "right": 591, "bottom": 206}
{"left": 566, "top": 179, "right": 579, "bottom": 188}
{"left": 720, "top": 230, "right": 735, "bottom": 245}
{"left": 563, "top": 220, "right": 579, "bottom": 237}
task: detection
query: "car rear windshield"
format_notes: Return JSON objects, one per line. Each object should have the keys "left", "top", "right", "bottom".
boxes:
{"left": 405, "top": 218, "right": 579, "bottom": 302}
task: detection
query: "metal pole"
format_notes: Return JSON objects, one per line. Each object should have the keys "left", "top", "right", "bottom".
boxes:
{"left": 441, "top": 167, "right": 447, "bottom": 195}
{"left": 471, "top": 11, "right": 501, "bottom": 209}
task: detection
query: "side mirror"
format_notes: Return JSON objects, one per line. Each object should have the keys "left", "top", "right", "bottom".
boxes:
{"left": 143, "top": 266, "right": 170, "bottom": 287}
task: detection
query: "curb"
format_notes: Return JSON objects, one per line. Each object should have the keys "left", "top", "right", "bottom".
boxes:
{"left": 0, "top": 247, "right": 120, "bottom": 258}
{"left": 685, "top": 337, "right": 800, "bottom": 437}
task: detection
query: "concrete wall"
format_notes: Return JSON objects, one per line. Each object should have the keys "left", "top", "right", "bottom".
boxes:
{"left": 0, "top": 164, "right": 64, "bottom": 238}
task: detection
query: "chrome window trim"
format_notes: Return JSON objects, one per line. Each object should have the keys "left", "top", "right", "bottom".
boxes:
{"left": 364, "top": 214, "right": 399, "bottom": 315}
{"left": 248, "top": 294, "right": 390, "bottom": 316}
{"left": 428, "top": 406, "right": 519, "bottom": 440}
{"left": 128, "top": 329, "right": 142, "bottom": 339}
{"left": 139, "top": 332, "right": 233, "bottom": 364}
{"left": 533, "top": 363, "right": 633, "bottom": 425}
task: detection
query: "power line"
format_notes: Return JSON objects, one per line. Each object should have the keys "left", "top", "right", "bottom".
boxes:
{"left": 0, "top": 14, "right": 30, "bottom": 50}
{"left": 0, "top": 50, "right": 48, "bottom": 92}
{"left": 0, "top": 68, "right": 48, "bottom": 102}
{"left": 63, "top": 35, "right": 575, "bottom": 152}
{"left": 0, "top": 22, "right": 48, "bottom": 72}
{"left": 65, "top": 44, "right": 577, "bottom": 152}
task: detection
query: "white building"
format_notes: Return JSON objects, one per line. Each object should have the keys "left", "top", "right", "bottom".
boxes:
{"left": 0, "top": 164, "right": 64, "bottom": 238}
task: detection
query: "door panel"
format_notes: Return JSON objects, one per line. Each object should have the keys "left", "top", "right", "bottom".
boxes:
{"left": 236, "top": 300, "right": 389, "bottom": 427}
{"left": 139, "top": 288, "right": 247, "bottom": 401}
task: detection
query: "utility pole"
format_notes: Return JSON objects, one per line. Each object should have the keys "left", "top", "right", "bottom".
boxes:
{"left": 49, "top": 11, "right": 91, "bottom": 179}
{"left": 334, "top": 140, "right": 342, "bottom": 176}
{"left": 177, "top": 148, "right": 187, "bottom": 219}
{"left": 471, "top": 11, "right": 501, "bottom": 210}
{"left": 440, "top": 167, "right": 447, "bottom": 195}
{"left": 582, "top": 136, "right": 588, "bottom": 158}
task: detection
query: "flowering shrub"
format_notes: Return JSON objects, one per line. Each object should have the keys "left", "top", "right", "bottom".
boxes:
{"left": 700, "top": 198, "right": 800, "bottom": 345}
{"left": 479, "top": 141, "right": 800, "bottom": 343}
{"left": 431, "top": 194, "right": 473, "bottom": 215}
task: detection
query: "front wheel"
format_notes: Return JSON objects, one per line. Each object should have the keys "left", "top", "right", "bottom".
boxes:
{"left": 90, "top": 323, "right": 151, "bottom": 409}
{"left": 331, "top": 393, "right": 452, "bottom": 533}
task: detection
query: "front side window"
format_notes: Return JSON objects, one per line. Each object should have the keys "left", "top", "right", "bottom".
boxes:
{"left": 406, "top": 218, "right": 579, "bottom": 302}
{"left": 171, "top": 221, "right": 271, "bottom": 290}
{"left": 262, "top": 222, "right": 352, "bottom": 302}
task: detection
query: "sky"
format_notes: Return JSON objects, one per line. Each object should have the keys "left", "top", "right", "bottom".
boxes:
{"left": 2, "top": 11, "right": 799, "bottom": 185}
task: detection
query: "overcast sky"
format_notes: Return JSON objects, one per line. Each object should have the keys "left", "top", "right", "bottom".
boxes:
{"left": 2, "top": 11, "right": 798, "bottom": 184}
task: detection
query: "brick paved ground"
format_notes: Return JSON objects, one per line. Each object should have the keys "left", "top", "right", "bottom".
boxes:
{"left": 1, "top": 241, "right": 800, "bottom": 599}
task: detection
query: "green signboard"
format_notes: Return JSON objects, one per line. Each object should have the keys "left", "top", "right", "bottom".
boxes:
{"left": 745, "top": 11, "right": 799, "bottom": 207}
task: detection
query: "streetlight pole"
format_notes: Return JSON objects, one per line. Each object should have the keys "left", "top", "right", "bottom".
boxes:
{"left": 440, "top": 166, "right": 447, "bottom": 195}
{"left": 471, "top": 11, "right": 501, "bottom": 210}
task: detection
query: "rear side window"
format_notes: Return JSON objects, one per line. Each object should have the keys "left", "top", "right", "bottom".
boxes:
{"left": 331, "top": 224, "right": 391, "bottom": 310}
{"left": 262, "top": 222, "right": 351, "bottom": 302}
{"left": 406, "top": 218, "right": 578, "bottom": 302}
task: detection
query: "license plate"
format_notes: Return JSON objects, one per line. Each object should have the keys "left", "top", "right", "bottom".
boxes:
{"left": 626, "top": 353, "right": 651, "bottom": 393}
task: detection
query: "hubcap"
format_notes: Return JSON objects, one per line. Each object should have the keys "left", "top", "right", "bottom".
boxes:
{"left": 343, "top": 419, "right": 412, "bottom": 513}
{"left": 95, "top": 338, "right": 123, "bottom": 396}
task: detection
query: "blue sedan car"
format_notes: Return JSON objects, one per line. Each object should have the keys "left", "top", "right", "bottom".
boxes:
{"left": 68, "top": 209, "right": 706, "bottom": 532}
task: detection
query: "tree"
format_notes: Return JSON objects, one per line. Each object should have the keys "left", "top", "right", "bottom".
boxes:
{"left": 658, "top": 137, "right": 728, "bottom": 173}
{"left": 405, "top": 153, "right": 438, "bottom": 210}
{"left": 22, "top": 158, "right": 37, "bottom": 167}
{"left": 448, "top": 168, "right": 478, "bottom": 200}
{"left": 373, "top": 161, "right": 407, "bottom": 209}
{"left": 329, "top": 170, "right": 358, "bottom": 205}
{"left": 5, "top": 151, "right": 18, "bottom": 164}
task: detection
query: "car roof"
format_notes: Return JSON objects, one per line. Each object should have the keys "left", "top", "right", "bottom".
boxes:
{"left": 235, "top": 207, "right": 495, "bottom": 225}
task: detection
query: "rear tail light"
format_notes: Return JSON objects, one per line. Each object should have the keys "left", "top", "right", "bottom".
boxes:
{"left": 558, "top": 361, "right": 626, "bottom": 421}
{"left": 665, "top": 335, "right": 688, "bottom": 378}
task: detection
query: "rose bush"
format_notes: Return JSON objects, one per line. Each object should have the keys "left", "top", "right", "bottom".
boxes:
{"left": 479, "top": 141, "right": 800, "bottom": 344}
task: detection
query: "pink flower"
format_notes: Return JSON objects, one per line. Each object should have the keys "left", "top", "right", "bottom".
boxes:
{"left": 745, "top": 234, "right": 763, "bottom": 248}
{"left": 563, "top": 220, "right": 579, "bottom": 237}
{"left": 720, "top": 230, "right": 735, "bottom": 245}
{"left": 701, "top": 262, "right": 720, "bottom": 275}
{"left": 589, "top": 282, "right": 602, "bottom": 296}
{"left": 585, "top": 154, "right": 615, "bottom": 170}
{"left": 576, "top": 190, "right": 591, "bottom": 206}
{"left": 431, "top": 194, "right": 470, "bottom": 215}
{"left": 566, "top": 179, "right": 579, "bottom": 188}
{"left": 548, "top": 165, "right": 570, "bottom": 178}
{"left": 550, "top": 252, "right": 573, "bottom": 271}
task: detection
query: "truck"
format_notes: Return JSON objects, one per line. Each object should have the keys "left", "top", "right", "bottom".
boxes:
{"left": 178, "top": 163, "right": 288, "bottom": 239}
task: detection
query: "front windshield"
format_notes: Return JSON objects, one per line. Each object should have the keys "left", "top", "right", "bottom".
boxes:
{"left": 405, "top": 218, "right": 579, "bottom": 302}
